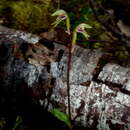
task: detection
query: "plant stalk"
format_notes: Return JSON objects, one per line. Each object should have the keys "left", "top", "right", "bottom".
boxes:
{"left": 67, "top": 45, "right": 72, "bottom": 121}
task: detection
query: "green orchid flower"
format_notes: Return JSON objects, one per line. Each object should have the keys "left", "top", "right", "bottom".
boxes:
{"left": 71, "top": 23, "right": 92, "bottom": 52}
{"left": 51, "top": 9, "right": 70, "bottom": 35}
{"left": 51, "top": 10, "right": 92, "bottom": 52}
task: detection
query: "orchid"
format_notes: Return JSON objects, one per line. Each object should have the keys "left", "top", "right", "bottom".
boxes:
{"left": 51, "top": 10, "right": 92, "bottom": 122}
{"left": 51, "top": 9, "right": 70, "bottom": 35}
{"left": 52, "top": 10, "right": 92, "bottom": 51}
{"left": 71, "top": 23, "right": 92, "bottom": 52}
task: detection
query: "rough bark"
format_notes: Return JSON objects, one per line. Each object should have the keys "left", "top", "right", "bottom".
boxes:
{"left": 0, "top": 25, "right": 130, "bottom": 130}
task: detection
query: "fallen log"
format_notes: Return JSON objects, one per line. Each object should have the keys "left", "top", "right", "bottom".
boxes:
{"left": 0, "top": 25, "right": 130, "bottom": 130}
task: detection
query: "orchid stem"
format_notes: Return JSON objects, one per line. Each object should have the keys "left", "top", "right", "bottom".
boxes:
{"left": 67, "top": 45, "right": 72, "bottom": 121}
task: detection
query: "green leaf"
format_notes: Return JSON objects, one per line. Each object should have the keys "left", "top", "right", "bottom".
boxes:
{"left": 50, "top": 108, "right": 72, "bottom": 129}
{"left": 0, "top": 117, "right": 6, "bottom": 128}
{"left": 12, "top": 116, "right": 22, "bottom": 130}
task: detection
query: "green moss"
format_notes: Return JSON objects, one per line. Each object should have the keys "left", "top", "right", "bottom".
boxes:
{"left": 0, "top": 0, "right": 55, "bottom": 32}
{"left": 11, "top": 0, "right": 54, "bottom": 32}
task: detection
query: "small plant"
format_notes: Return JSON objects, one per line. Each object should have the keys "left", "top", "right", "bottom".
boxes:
{"left": 51, "top": 108, "right": 72, "bottom": 129}
{"left": 0, "top": 117, "right": 6, "bottom": 129}
{"left": 51, "top": 9, "right": 92, "bottom": 122}
{"left": 12, "top": 116, "right": 22, "bottom": 130}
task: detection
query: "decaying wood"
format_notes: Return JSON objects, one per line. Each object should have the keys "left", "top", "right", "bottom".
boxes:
{"left": 0, "top": 25, "right": 130, "bottom": 130}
